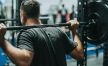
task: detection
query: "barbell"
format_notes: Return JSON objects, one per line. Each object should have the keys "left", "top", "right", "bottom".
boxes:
{"left": 87, "top": 2, "right": 108, "bottom": 44}
{"left": 6, "top": 22, "right": 87, "bottom": 30}
{"left": 0, "top": 2, "right": 108, "bottom": 44}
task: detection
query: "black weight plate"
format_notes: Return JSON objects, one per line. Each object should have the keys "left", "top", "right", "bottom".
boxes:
{"left": 87, "top": 2, "right": 108, "bottom": 44}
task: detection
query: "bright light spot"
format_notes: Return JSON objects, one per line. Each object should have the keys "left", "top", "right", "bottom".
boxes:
{"left": 0, "top": 0, "right": 5, "bottom": 4}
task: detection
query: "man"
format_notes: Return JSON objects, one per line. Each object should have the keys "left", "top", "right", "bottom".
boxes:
{"left": 0, "top": 0, "right": 83, "bottom": 66}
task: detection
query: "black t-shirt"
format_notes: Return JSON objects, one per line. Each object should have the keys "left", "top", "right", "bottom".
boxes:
{"left": 17, "top": 27, "right": 78, "bottom": 66}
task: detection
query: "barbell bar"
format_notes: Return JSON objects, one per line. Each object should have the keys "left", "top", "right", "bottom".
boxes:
{"left": 0, "top": 19, "right": 17, "bottom": 21}
{"left": 6, "top": 22, "right": 88, "bottom": 30}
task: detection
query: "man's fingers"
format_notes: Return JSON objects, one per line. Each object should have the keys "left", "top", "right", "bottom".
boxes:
{"left": 0, "top": 24, "right": 2, "bottom": 29}
{"left": 67, "top": 20, "right": 79, "bottom": 26}
{"left": 1, "top": 23, "right": 6, "bottom": 28}
{"left": 0, "top": 23, "right": 6, "bottom": 29}
{"left": 67, "top": 20, "right": 79, "bottom": 24}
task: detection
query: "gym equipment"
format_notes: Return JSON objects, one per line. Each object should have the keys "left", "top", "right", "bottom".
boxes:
{"left": 87, "top": 2, "right": 108, "bottom": 44}
{"left": 6, "top": 22, "right": 87, "bottom": 30}
{"left": 0, "top": 2, "right": 108, "bottom": 44}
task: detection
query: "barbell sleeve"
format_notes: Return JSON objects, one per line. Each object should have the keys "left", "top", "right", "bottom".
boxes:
{"left": 6, "top": 22, "right": 87, "bottom": 30}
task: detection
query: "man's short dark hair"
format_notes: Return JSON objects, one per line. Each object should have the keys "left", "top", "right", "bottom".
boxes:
{"left": 20, "top": 0, "right": 40, "bottom": 19}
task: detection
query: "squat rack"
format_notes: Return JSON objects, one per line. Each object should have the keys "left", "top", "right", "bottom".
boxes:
{"left": 77, "top": 0, "right": 88, "bottom": 66}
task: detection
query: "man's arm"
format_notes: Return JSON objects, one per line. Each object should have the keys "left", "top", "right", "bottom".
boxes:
{"left": 0, "top": 23, "right": 34, "bottom": 66}
{"left": 68, "top": 20, "right": 84, "bottom": 60}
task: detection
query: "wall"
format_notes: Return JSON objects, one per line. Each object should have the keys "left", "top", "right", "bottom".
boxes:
{"left": 38, "top": 0, "right": 78, "bottom": 15}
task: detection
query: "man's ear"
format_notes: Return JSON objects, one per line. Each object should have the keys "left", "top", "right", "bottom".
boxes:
{"left": 21, "top": 13, "right": 27, "bottom": 25}
{"left": 22, "top": 14, "right": 27, "bottom": 22}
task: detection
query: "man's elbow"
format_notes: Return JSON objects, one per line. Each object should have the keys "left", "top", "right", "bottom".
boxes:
{"left": 78, "top": 53, "right": 84, "bottom": 60}
{"left": 17, "top": 63, "right": 29, "bottom": 66}
{"left": 71, "top": 51, "right": 84, "bottom": 60}
{"left": 14, "top": 56, "right": 32, "bottom": 66}
{"left": 16, "top": 61, "right": 30, "bottom": 66}
{"left": 76, "top": 52, "right": 84, "bottom": 60}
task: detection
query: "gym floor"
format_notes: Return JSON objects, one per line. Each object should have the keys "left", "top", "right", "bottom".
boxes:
{"left": 67, "top": 53, "right": 103, "bottom": 66}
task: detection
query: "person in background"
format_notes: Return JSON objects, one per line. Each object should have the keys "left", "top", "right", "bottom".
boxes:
{"left": 70, "top": 5, "right": 77, "bottom": 20}
{"left": 58, "top": 4, "right": 68, "bottom": 23}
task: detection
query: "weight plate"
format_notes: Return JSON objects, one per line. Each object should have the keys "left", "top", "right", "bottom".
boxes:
{"left": 87, "top": 2, "right": 108, "bottom": 44}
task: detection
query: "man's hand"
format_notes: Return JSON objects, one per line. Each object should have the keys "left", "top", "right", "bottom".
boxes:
{"left": 67, "top": 20, "right": 79, "bottom": 31}
{"left": 0, "top": 23, "right": 6, "bottom": 37}
{"left": 67, "top": 20, "right": 84, "bottom": 60}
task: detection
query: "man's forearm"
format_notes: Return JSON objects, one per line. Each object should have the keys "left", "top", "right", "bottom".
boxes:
{"left": 71, "top": 30, "right": 84, "bottom": 58}
{"left": 71, "top": 30, "right": 82, "bottom": 46}
{"left": 0, "top": 38, "right": 31, "bottom": 66}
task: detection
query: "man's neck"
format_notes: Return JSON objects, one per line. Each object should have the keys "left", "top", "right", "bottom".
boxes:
{"left": 25, "top": 18, "right": 41, "bottom": 26}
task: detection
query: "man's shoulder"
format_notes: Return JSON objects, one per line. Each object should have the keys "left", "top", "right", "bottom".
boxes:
{"left": 17, "top": 28, "right": 38, "bottom": 37}
{"left": 46, "top": 27, "right": 61, "bottom": 32}
{"left": 47, "top": 27, "right": 65, "bottom": 36}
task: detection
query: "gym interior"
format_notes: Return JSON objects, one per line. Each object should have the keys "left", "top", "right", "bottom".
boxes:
{"left": 0, "top": 0, "right": 108, "bottom": 66}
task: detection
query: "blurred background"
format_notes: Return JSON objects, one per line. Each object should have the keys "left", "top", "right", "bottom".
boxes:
{"left": 0, "top": 0, "right": 104, "bottom": 66}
